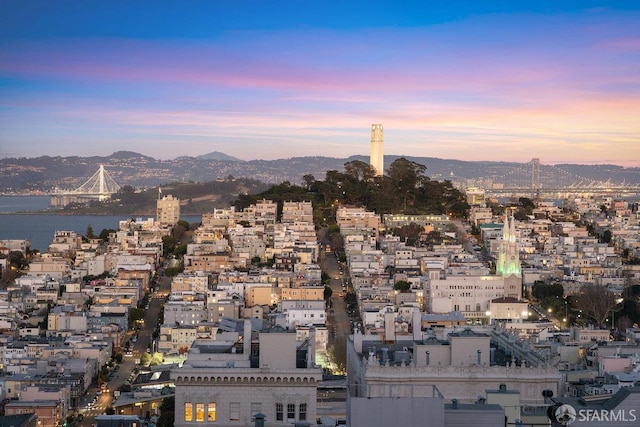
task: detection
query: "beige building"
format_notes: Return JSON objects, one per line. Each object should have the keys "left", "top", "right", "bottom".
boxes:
{"left": 280, "top": 286, "right": 324, "bottom": 301}
{"left": 158, "top": 325, "right": 199, "bottom": 355}
{"left": 184, "top": 253, "right": 232, "bottom": 273}
{"left": 172, "top": 322, "right": 323, "bottom": 427}
{"left": 5, "top": 401, "right": 63, "bottom": 427}
{"left": 171, "top": 272, "right": 209, "bottom": 293}
{"left": 488, "top": 297, "right": 531, "bottom": 324}
{"left": 27, "top": 254, "right": 72, "bottom": 279}
{"left": 281, "top": 200, "right": 314, "bottom": 224}
{"left": 157, "top": 194, "right": 181, "bottom": 226}
{"left": 245, "top": 284, "right": 275, "bottom": 307}
{"left": 347, "top": 329, "right": 560, "bottom": 406}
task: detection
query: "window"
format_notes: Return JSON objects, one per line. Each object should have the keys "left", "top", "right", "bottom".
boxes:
{"left": 207, "top": 403, "right": 216, "bottom": 421}
{"left": 276, "top": 403, "right": 283, "bottom": 421}
{"left": 196, "top": 403, "right": 205, "bottom": 422}
{"left": 251, "top": 403, "right": 261, "bottom": 415}
{"left": 184, "top": 403, "right": 193, "bottom": 422}
{"left": 229, "top": 403, "right": 240, "bottom": 421}
{"left": 299, "top": 403, "right": 307, "bottom": 421}
{"left": 287, "top": 403, "right": 295, "bottom": 420}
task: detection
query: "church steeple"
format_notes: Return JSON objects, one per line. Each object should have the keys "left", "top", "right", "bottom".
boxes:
{"left": 496, "top": 212, "right": 521, "bottom": 277}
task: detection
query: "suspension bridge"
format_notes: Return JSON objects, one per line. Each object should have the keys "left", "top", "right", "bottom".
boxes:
{"left": 50, "top": 165, "right": 121, "bottom": 207}
{"left": 477, "top": 158, "right": 640, "bottom": 199}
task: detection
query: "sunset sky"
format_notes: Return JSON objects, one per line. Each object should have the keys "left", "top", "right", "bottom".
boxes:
{"left": 1, "top": 1, "right": 639, "bottom": 166}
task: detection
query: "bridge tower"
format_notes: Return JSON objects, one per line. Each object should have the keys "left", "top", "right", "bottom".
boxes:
{"left": 50, "top": 164, "right": 121, "bottom": 207}
{"left": 531, "top": 158, "right": 540, "bottom": 199}
{"left": 75, "top": 164, "right": 121, "bottom": 200}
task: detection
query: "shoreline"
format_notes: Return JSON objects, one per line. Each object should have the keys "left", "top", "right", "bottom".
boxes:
{"left": 0, "top": 210, "right": 157, "bottom": 216}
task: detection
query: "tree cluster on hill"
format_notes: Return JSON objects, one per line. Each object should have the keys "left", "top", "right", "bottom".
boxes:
{"left": 233, "top": 158, "right": 470, "bottom": 221}
{"left": 57, "top": 177, "right": 270, "bottom": 215}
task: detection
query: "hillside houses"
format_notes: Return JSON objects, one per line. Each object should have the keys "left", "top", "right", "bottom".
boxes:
{"left": 0, "top": 191, "right": 638, "bottom": 427}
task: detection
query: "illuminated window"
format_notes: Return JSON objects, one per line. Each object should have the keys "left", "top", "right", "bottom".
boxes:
{"left": 299, "top": 403, "right": 307, "bottom": 421}
{"left": 207, "top": 403, "right": 216, "bottom": 421}
{"left": 196, "top": 403, "right": 205, "bottom": 422}
{"left": 287, "top": 403, "right": 295, "bottom": 420}
{"left": 229, "top": 402, "right": 240, "bottom": 421}
{"left": 276, "top": 403, "right": 283, "bottom": 421}
{"left": 184, "top": 403, "right": 193, "bottom": 422}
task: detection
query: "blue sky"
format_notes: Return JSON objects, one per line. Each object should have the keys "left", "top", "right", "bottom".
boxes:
{"left": 1, "top": 1, "right": 639, "bottom": 166}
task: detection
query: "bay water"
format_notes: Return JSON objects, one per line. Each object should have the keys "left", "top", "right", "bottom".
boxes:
{"left": 0, "top": 196, "right": 201, "bottom": 252}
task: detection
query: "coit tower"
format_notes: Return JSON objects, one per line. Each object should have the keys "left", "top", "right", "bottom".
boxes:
{"left": 370, "top": 124, "right": 384, "bottom": 176}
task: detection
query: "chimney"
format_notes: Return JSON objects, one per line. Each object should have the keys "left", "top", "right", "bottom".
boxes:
{"left": 477, "top": 350, "right": 482, "bottom": 366}
{"left": 413, "top": 309, "right": 422, "bottom": 340}
{"left": 426, "top": 351, "right": 430, "bottom": 366}
{"left": 381, "top": 348, "right": 389, "bottom": 365}
{"left": 384, "top": 311, "right": 395, "bottom": 341}
{"left": 243, "top": 319, "right": 252, "bottom": 356}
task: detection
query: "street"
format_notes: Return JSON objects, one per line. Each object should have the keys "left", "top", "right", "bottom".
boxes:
{"left": 78, "top": 276, "right": 171, "bottom": 426}
{"left": 321, "top": 248, "right": 352, "bottom": 372}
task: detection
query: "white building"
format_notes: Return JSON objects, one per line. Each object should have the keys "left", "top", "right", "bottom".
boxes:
{"left": 172, "top": 321, "right": 323, "bottom": 427}
{"left": 157, "top": 194, "right": 181, "bottom": 226}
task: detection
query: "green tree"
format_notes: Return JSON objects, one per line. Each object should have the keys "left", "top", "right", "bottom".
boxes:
{"left": 344, "top": 160, "right": 376, "bottom": 182}
{"left": 129, "top": 308, "right": 145, "bottom": 325}
{"left": 157, "top": 396, "right": 175, "bottom": 427}
{"left": 532, "top": 281, "right": 564, "bottom": 302}
{"left": 8, "top": 251, "right": 27, "bottom": 269}
{"left": 387, "top": 158, "right": 428, "bottom": 191}
{"left": 175, "top": 243, "right": 188, "bottom": 257}
{"left": 150, "top": 352, "right": 164, "bottom": 366}
{"left": 162, "top": 235, "right": 177, "bottom": 256}
{"left": 172, "top": 224, "right": 187, "bottom": 243}
{"left": 140, "top": 352, "right": 151, "bottom": 366}
{"left": 302, "top": 174, "right": 316, "bottom": 189}
{"left": 324, "top": 285, "right": 333, "bottom": 300}
{"left": 164, "top": 266, "right": 184, "bottom": 277}
{"left": 394, "top": 280, "right": 411, "bottom": 291}
{"left": 392, "top": 223, "right": 424, "bottom": 246}
{"left": 519, "top": 197, "right": 535, "bottom": 210}
{"left": 177, "top": 220, "right": 190, "bottom": 231}
{"left": 99, "top": 228, "right": 117, "bottom": 241}
{"left": 86, "top": 225, "right": 95, "bottom": 240}
{"left": 574, "top": 284, "right": 617, "bottom": 328}
{"left": 321, "top": 271, "right": 330, "bottom": 285}
{"left": 116, "top": 185, "right": 138, "bottom": 205}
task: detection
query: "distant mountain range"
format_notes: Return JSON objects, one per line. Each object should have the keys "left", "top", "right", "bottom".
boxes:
{"left": 1, "top": 151, "right": 638, "bottom": 193}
